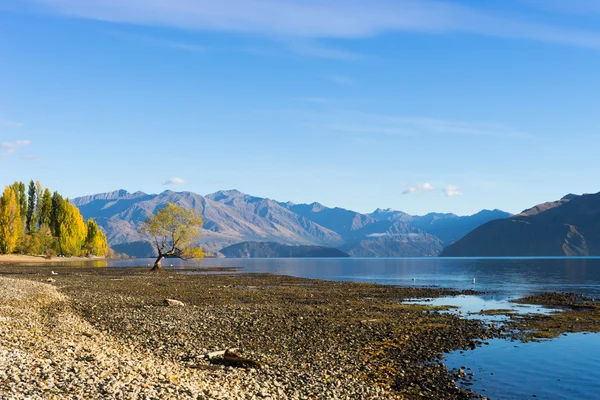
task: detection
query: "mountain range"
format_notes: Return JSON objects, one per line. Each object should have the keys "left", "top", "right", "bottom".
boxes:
{"left": 441, "top": 192, "right": 600, "bottom": 256}
{"left": 72, "top": 189, "right": 511, "bottom": 257}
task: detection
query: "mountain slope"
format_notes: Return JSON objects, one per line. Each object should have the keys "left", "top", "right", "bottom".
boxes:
{"left": 219, "top": 242, "right": 349, "bottom": 258}
{"left": 441, "top": 193, "right": 600, "bottom": 256}
{"left": 73, "top": 189, "right": 343, "bottom": 252}
{"left": 73, "top": 189, "right": 509, "bottom": 257}
{"left": 409, "top": 209, "right": 512, "bottom": 245}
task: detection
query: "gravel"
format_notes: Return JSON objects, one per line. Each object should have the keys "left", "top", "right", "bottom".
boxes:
{"left": 0, "top": 266, "right": 496, "bottom": 399}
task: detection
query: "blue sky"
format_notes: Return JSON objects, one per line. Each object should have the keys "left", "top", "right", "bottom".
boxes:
{"left": 1, "top": 0, "right": 600, "bottom": 215}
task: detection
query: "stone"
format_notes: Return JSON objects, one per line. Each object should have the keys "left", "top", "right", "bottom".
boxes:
{"left": 165, "top": 299, "right": 185, "bottom": 307}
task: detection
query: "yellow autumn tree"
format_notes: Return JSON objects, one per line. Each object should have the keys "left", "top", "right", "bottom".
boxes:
{"left": 139, "top": 203, "right": 204, "bottom": 271}
{"left": 57, "top": 200, "right": 88, "bottom": 257}
{"left": 85, "top": 218, "right": 109, "bottom": 257}
{"left": 0, "top": 187, "right": 22, "bottom": 254}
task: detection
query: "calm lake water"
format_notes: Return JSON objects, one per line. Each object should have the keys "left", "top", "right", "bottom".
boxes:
{"left": 104, "top": 257, "right": 600, "bottom": 400}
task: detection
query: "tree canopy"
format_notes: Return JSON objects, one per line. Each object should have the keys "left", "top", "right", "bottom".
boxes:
{"left": 139, "top": 203, "right": 204, "bottom": 271}
{"left": 0, "top": 180, "right": 109, "bottom": 258}
{"left": 0, "top": 187, "right": 21, "bottom": 254}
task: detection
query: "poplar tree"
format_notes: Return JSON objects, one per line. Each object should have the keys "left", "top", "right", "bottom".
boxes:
{"left": 26, "top": 180, "right": 36, "bottom": 233}
{"left": 35, "top": 181, "right": 43, "bottom": 225}
{"left": 50, "top": 191, "right": 65, "bottom": 238}
{"left": 9, "top": 181, "right": 26, "bottom": 229}
{"left": 57, "top": 200, "right": 87, "bottom": 257}
{"left": 38, "top": 188, "right": 52, "bottom": 228}
{"left": 85, "top": 219, "right": 109, "bottom": 257}
{"left": 0, "top": 187, "right": 22, "bottom": 254}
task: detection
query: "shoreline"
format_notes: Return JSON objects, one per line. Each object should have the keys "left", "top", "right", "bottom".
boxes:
{"left": 0, "top": 264, "right": 497, "bottom": 399}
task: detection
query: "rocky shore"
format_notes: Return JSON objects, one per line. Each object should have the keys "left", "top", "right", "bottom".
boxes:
{"left": 0, "top": 265, "right": 500, "bottom": 399}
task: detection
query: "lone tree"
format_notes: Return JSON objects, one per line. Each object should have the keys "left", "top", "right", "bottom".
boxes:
{"left": 139, "top": 203, "right": 204, "bottom": 272}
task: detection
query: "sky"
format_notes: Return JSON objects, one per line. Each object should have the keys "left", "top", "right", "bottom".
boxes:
{"left": 1, "top": 0, "right": 600, "bottom": 216}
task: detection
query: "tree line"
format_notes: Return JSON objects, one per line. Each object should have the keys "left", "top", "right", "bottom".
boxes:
{"left": 0, "top": 180, "right": 109, "bottom": 258}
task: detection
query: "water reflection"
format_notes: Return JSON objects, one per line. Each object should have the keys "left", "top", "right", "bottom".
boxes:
{"left": 108, "top": 257, "right": 600, "bottom": 297}
{"left": 445, "top": 333, "right": 600, "bottom": 400}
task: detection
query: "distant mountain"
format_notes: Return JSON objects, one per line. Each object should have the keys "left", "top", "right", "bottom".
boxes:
{"left": 73, "top": 189, "right": 508, "bottom": 257}
{"left": 341, "top": 233, "right": 443, "bottom": 257}
{"left": 220, "top": 242, "right": 349, "bottom": 258}
{"left": 441, "top": 193, "right": 600, "bottom": 256}
{"left": 409, "top": 209, "right": 512, "bottom": 245}
{"left": 111, "top": 241, "right": 155, "bottom": 258}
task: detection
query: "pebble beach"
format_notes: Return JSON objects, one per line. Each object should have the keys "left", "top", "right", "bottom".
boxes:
{"left": 0, "top": 264, "right": 498, "bottom": 399}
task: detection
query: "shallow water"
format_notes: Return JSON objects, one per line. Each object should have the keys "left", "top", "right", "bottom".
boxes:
{"left": 445, "top": 333, "right": 600, "bottom": 400}
{"left": 105, "top": 257, "right": 600, "bottom": 399}
{"left": 406, "top": 294, "right": 556, "bottom": 323}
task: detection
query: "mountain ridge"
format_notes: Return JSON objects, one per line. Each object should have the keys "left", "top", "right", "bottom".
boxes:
{"left": 72, "top": 189, "right": 511, "bottom": 257}
{"left": 441, "top": 192, "right": 600, "bottom": 256}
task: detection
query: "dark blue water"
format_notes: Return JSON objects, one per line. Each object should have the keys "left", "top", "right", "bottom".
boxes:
{"left": 109, "top": 257, "right": 600, "bottom": 298}
{"left": 104, "top": 257, "right": 600, "bottom": 399}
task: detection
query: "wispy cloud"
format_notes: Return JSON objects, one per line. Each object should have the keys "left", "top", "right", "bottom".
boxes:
{"left": 164, "top": 177, "right": 186, "bottom": 185}
{"left": 1, "top": 120, "right": 24, "bottom": 128}
{"left": 286, "top": 40, "right": 362, "bottom": 60}
{"left": 110, "top": 31, "right": 205, "bottom": 53}
{"left": 297, "top": 97, "right": 335, "bottom": 105}
{"left": 21, "top": 154, "right": 41, "bottom": 160}
{"left": 403, "top": 183, "right": 434, "bottom": 195}
{"left": 443, "top": 185, "right": 462, "bottom": 197}
{"left": 0, "top": 140, "right": 31, "bottom": 156}
{"left": 317, "top": 111, "right": 532, "bottom": 138}
{"left": 367, "top": 232, "right": 424, "bottom": 238}
{"left": 525, "top": 0, "right": 600, "bottom": 15}
{"left": 324, "top": 74, "right": 354, "bottom": 85}
{"left": 20, "top": 0, "right": 600, "bottom": 50}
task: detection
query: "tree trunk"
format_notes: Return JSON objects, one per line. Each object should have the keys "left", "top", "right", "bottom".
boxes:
{"left": 150, "top": 254, "right": 165, "bottom": 272}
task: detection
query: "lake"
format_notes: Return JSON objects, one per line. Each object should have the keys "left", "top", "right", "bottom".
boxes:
{"left": 105, "top": 257, "right": 600, "bottom": 399}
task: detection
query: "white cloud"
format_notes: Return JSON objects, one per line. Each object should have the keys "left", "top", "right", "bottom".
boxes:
{"left": 164, "top": 177, "right": 186, "bottom": 185}
{"left": 443, "top": 185, "right": 462, "bottom": 197}
{"left": 403, "top": 183, "right": 434, "bottom": 195}
{"left": 21, "top": 155, "right": 41, "bottom": 160}
{"left": 0, "top": 140, "right": 32, "bottom": 156}
{"left": 18, "top": 0, "right": 600, "bottom": 50}
{"left": 1, "top": 120, "right": 24, "bottom": 127}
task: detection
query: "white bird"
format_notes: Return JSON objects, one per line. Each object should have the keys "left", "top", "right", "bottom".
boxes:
{"left": 51, "top": 271, "right": 58, "bottom": 276}
{"left": 412, "top": 278, "right": 416, "bottom": 282}
{"left": 472, "top": 278, "right": 476, "bottom": 284}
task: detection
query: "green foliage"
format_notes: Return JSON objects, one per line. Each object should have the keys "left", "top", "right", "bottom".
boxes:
{"left": 38, "top": 188, "right": 52, "bottom": 228}
{"left": 26, "top": 180, "right": 36, "bottom": 233}
{"left": 50, "top": 191, "right": 65, "bottom": 238}
{"left": 0, "top": 187, "right": 22, "bottom": 254}
{"left": 139, "top": 203, "right": 204, "bottom": 267}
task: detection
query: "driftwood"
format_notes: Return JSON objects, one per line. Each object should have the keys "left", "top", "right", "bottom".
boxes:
{"left": 203, "top": 348, "right": 262, "bottom": 368}
{"left": 203, "top": 348, "right": 239, "bottom": 359}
